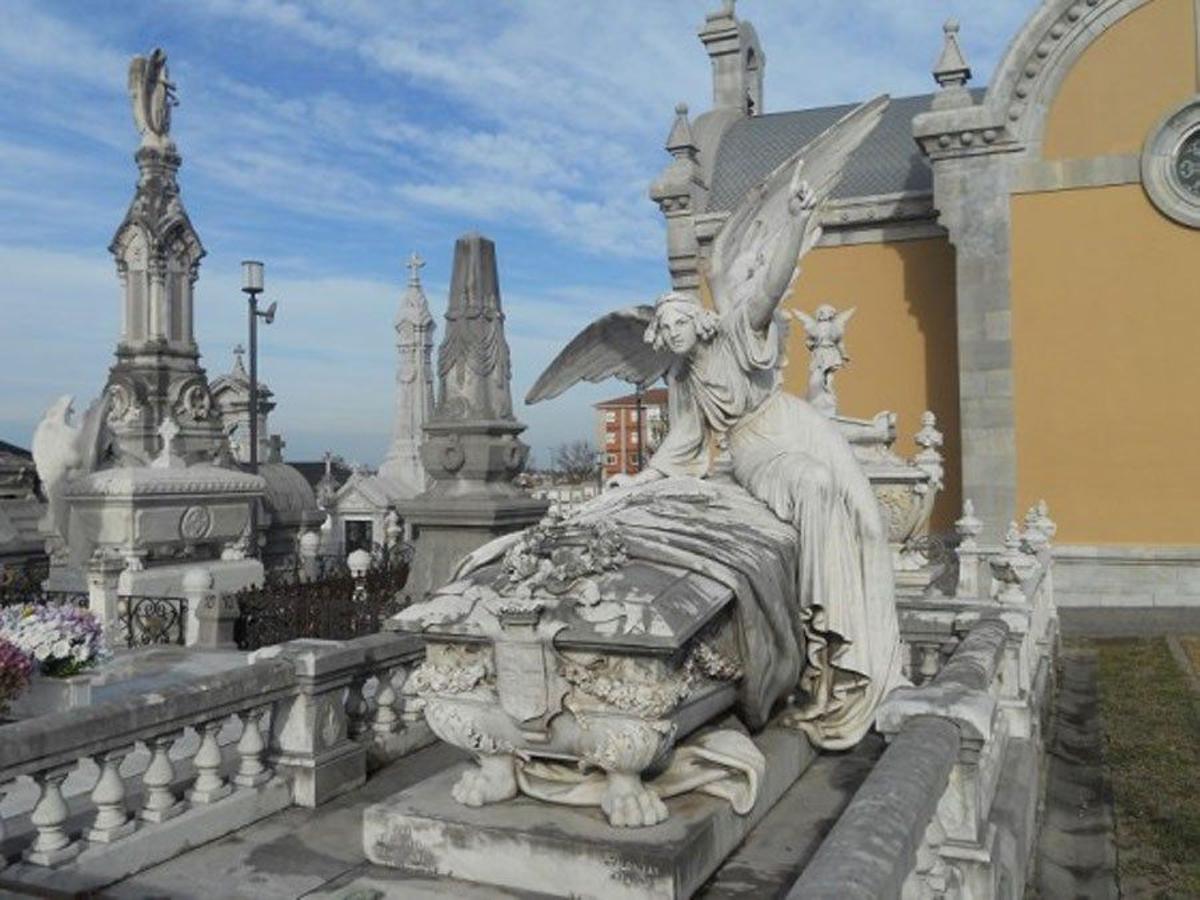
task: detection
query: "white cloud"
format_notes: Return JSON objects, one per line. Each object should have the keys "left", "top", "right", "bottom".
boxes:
{"left": 0, "top": 0, "right": 1043, "bottom": 459}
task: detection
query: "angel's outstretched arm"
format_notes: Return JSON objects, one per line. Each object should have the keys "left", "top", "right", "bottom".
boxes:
{"left": 747, "top": 168, "right": 816, "bottom": 332}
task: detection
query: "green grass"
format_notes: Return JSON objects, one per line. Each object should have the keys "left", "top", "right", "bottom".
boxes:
{"left": 1095, "top": 638, "right": 1200, "bottom": 898}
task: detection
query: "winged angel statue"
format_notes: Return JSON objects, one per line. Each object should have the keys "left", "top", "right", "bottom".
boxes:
{"left": 395, "top": 97, "right": 906, "bottom": 830}
{"left": 525, "top": 96, "right": 904, "bottom": 749}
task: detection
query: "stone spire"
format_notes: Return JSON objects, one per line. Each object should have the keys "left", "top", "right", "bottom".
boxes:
{"left": 105, "top": 47, "right": 222, "bottom": 465}
{"left": 698, "top": 0, "right": 764, "bottom": 116}
{"left": 931, "top": 19, "right": 973, "bottom": 111}
{"left": 377, "top": 251, "right": 435, "bottom": 494}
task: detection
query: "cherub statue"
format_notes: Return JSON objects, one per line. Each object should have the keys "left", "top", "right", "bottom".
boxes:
{"left": 526, "top": 96, "right": 904, "bottom": 752}
{"left": 792, "top": 304, "right": 855, "bottom": 415}
{"left": 128, "top": 48, "right": 177, "bottom": 149}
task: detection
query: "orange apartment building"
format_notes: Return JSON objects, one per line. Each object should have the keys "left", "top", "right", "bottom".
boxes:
{"left": 595, "top": 388, "right": 668, "bottom": 479}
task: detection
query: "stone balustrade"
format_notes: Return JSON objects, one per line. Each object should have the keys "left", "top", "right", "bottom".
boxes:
{"left": 0, "top": 629, "right": 428, "bottom": 894}
{"left": 792, "top": 617, "right": 1017, "bottom": 899}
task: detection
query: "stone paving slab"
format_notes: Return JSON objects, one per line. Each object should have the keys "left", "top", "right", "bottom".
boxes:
{"left": 695, "top": 734, "right": 882, "bottom": 898}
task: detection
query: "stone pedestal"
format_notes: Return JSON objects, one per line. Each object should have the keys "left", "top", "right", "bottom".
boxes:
{"left": 364, "top": 727, "right": 815, "bottom": 900}
{"left": 404, "top": 489, "right": 547, "bottom": 601}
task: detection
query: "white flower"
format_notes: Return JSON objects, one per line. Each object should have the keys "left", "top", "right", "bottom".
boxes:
{"left": 71, "top": 643, "right": 90, "bottom": 662}
{"left": 33, "top": 643, "right": 51, "bottom": 661}
{"left": 51, "top": 640, "right": 71, "bottom": 660}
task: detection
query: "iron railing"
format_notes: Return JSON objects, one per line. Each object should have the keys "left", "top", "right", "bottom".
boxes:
{"left": 119, "top": 595, "right": 189, "bottom": 647}
{"left": 234, "top": 543, "right": 411, "bottom": 651}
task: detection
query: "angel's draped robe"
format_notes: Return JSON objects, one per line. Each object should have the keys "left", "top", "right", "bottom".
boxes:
{"left": 648, "top": 305, "right": 906, "bottom": 749}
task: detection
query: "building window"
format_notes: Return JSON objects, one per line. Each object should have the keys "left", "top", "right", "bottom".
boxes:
{"left": 605, "top": 453, "right": 617, "bottom": 465}
{"left": 606, "top": 432, "right": 617, "bottom": 445}
{"left": 604, "top": 411, "right": 617, "bottom": 423}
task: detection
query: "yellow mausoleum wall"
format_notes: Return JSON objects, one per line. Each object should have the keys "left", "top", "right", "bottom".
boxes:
{"left": 784, "top": 237, "right": 961, "bottom": 531}
{"left": 1012, "top": 184, "right": 1200, "bottom": 545}
{"left": 1014, "top": 0, "right": 1200, "bottom": 545}
{"left": 1042, "top": 0, "right": 1196, "bottom": 160}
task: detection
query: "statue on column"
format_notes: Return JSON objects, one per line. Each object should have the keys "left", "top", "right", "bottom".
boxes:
{"left": 128, "top": 48, "right": 177, "bottom": 150}
{"left": 792, "top": 304, "right": 855, "bottom": 416}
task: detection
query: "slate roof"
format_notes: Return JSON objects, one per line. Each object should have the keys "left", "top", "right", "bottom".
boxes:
{"left": 706, "top": 90, "right": 985, "bottom": 212}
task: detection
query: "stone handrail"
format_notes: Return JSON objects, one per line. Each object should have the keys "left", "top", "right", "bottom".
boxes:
{"left": 0, "top": 659, "right": 295, "bottom": 782}
{"left": 790, "top": 617, "right": 1011, "bottom": 899}
{"left": 0, "top": 630, "right": 428, "bottom": 891}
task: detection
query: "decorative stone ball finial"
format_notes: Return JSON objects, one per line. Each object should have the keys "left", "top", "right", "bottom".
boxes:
{"left": 348, "top": 548, "right": 373, "bottom": 578}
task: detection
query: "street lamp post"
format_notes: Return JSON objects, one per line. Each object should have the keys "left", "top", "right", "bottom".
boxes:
{"left": 241, "top": 260, "right": 275, "bottom": 556}
{"left": 240, "top": 260, "right": 277, "bottom": 473}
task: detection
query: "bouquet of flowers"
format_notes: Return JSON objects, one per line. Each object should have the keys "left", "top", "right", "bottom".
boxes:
{"left": 0, "top": 602, "right": 110, "bottom": 678}
{"left": 0, "top": 636, "right": 33, "bottom": 715}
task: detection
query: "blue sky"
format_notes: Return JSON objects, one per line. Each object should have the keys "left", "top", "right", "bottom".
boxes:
{"left": 0, "top": 0, "right": 1038, "bottom": 467}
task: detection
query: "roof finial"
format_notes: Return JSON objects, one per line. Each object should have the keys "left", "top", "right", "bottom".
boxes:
{"left": 933, "top": 18, "right": 972, "bottom": 89}
{"left": 406, "top": 251, "right": 425, "bottom": 287}
{"left": 232, "top": 343, "right": 247, "bottom": 378}
{"left": 665, "top": 102, "right": 697, "bottom": 160}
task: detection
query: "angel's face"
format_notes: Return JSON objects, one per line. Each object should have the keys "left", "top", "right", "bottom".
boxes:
{"left": 658, "top": 306, "right": 700, "bottom": 356}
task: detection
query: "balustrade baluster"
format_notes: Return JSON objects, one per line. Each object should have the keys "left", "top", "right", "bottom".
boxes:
{"left": 346, "top": 675, "right": 369, "bottom": 738}
{"left": 372, "top": 667, "right": 402, "bottom": 736}
{"left": 88, "top": 747, "right": 137, "bottom": 842}
{"left": 234, "top": 707, "right": 271, "bottom": 787}
{"left": 24, "top": 765, "right": 80, "bottom": 866}
{"left": 188, "top": 718, "right": 233, "bottom": 804}
{"left": 141, "top": 733, "right": 185, "bottom": 822}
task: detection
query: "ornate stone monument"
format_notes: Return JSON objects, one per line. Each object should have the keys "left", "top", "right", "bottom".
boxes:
{"left": 368, "top": 97, "right": 907, "bottom": 896}
{"left": 105, "top": 49, "right": 225, "bottom": 466}
{"left": 32, "top": 49, "right": 265, "bottom": 612}
{"left": 402, "top": 234, "right": 547, "bottom": 599}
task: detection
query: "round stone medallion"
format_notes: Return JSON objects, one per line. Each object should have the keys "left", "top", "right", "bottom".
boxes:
{"left": 179, "top": 505, "right": 213, "bottom": 541}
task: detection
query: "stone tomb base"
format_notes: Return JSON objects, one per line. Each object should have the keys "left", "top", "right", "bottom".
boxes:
{"left": 363, "top": 727, "right": 815, "bottom": 900}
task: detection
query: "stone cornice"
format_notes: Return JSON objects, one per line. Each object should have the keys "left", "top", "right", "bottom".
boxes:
{"left": 64, "top": 464, "right": 264, "bottom": 499}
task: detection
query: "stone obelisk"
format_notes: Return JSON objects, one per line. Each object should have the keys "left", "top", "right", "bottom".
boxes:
{"left": 403, "top": 233, "right": 547, "bottom": 599}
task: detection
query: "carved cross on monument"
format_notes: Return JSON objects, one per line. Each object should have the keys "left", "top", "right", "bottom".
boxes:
{"left": 232, "top": 343, "right": 247, "bottom": 378}
{"left": 153, "top": 415, "right": 183, "bottom": 469}
{"left": 407, "top": 251, "right": 425, "bottom": 287}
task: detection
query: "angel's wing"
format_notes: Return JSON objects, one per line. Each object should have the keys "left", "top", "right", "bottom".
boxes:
{"left": 525, "top": 306, "right": 673, "bottom": 405}
{"left": 834, "top": 307, "right": 856, "bottom": 329}
{"left": 791, "top": 309, "right": 818, "bottom": 335}
{"left": 707, "top": 95, "right": 889, "bottom": 315}
{"left": 128, "top": 56, "right": 149, "bottom": 136}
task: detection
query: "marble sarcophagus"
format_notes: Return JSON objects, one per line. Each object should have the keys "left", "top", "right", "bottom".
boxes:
{"left": 389, "top": 508, "right": 748, "bottom": 826}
